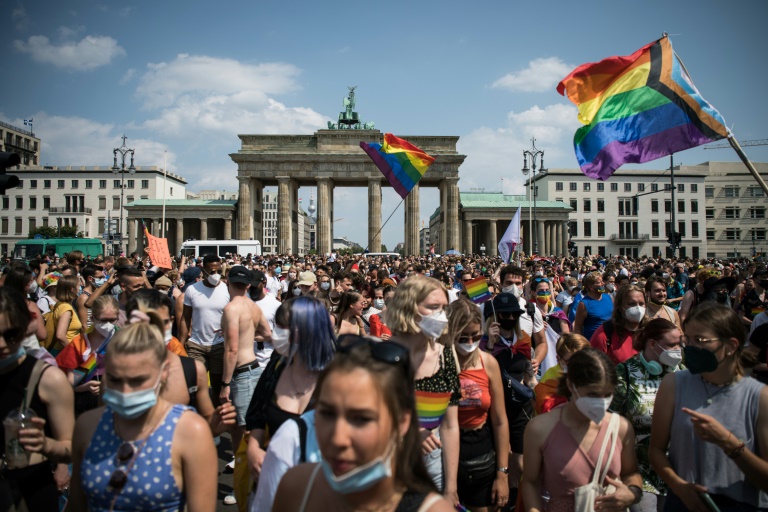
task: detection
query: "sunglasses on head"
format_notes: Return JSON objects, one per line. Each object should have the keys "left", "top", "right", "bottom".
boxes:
{"left": 337, "top": 336, "right": 410, "bottom": 372}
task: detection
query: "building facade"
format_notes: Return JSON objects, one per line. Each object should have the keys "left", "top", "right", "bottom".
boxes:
{"left": 0, "top": 121, "right": 40, "bottom": 167}
{"left": 1, "top": 165, "right": 186, "bottom": 256}
{"left": 419, "top": 226, "right": 430, "bottom": 254}
{"left": 186, "top": 189, "right": 238, "bottom": 200}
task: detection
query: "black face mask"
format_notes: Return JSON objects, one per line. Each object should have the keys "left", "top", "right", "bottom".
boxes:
{"left": 715, "top": 291, "right": 729, "bottom": 303}
{"left": 499, "top": 318, "right": 518, "bottom": 331}
{"left": 683, "top": 345, "right": 722, "bottom": 374}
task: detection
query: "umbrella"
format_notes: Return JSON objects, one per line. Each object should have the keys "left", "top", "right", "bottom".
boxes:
{"left": 444, "top": 249, "right": 461, "bottom": 256}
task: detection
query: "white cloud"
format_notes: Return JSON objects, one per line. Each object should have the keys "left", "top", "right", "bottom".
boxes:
{"left": 119, "top": 68, "right": 136, "bottom": 85}
{"left": 14, "top": 34, "right": 126, "bottom": 71}
{"left": 491, "top": 57, "right": 574, "bottom": 93}
{"left": 12, "top": 7, "right": 28, "bottom": 31}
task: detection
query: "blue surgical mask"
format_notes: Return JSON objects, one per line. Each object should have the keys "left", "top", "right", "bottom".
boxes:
{"left": 274, "top": 267, "right": 282, "bottom": 275}
{"left": 0, "top": 346, "right": 26, "bottom": 370}
{"left": 320, "top": 442, "right": 394, "bottom": 494}
{"left": 93, "top": 277, "right": 107, "bottom": 287}
{"left": 102, "top": 369, "right": 165, "bottom": 419}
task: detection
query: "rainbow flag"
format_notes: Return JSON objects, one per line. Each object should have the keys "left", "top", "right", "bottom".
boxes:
{"left": 360, "top": 133, "right": 435, "bottom": 199}
{"left": 72, "top": 332, "right": 113, "bottom": 386}
{"left": 557, "top": 36, "right": 729, "bottom": 180}
{"left": 414, "top": 390, "right": 452, "bottom": 430}
{"left": 463, "top": 276, "right": 492, "bottom": 304}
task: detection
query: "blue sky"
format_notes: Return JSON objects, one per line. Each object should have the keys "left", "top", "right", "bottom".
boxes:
{"left": 2, "top": 0, "right": 766, "bottom": 250}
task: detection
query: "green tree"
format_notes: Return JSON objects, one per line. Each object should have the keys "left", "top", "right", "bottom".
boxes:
{"left": 380, "top": 244, "right": 388, "bottom": 252}
{"left": 28, "top": 226, "right": 58, "bottom": 239}
{"left": 29, "top": 225, "right": 83, "bottom": 238}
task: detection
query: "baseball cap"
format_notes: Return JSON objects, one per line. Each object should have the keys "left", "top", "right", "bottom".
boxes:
{"left": 251, "top": 269, "right": 267, "bottom": 285}
{"left": 154, "top": 276, "right": 173, "bottom": 288}
{"left": 182, "top": 267, "right": 202, "bottom": 283}
{"left": 228, "top": 266, "right": 252, "bottom": 285}
{"left": 297, "top": 271, "right": 317, "bottom": 287}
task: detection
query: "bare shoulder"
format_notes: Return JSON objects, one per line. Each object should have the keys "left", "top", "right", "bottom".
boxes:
{"left": 274, "top": 463, "right": 320, "bottom": 510}
{"left": 175, "top": 406, "right": 215, "bottom": 441}
{"left": 526, "top": 408, "right": 560, "bottom": 441}
{"left": 480, "top": 350, "right": 500, "bottom": 373}
{"left": 38, "top": 363, "right": 74, "bottom": 402}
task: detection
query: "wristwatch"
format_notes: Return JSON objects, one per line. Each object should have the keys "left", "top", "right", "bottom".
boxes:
{"left": 497, "top": 467, "right": 509, "bottom": 474}
{"left": 221, "top": 381, "right": 230, "bottom": 387}
{"left": 628, "top": 485, "right": 642, "bottom": 505}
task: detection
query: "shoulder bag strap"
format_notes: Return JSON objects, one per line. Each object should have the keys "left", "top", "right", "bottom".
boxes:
{"left": 590, "top": 412, "right": 619, "bottom": 486}
{"left": 598, "top": 413, "right": 621, "bottom": 486}
{"left": 179, "top": 356, "right": 199, "bottom": 409}
{"left": 298, "top": 464, "right": 322, "bottom": 512}
{"left": 296, "top": 417, "right": 308, "bottom": 463}
{"left": 25, "top": 358, "right": 49, "bottom": 410}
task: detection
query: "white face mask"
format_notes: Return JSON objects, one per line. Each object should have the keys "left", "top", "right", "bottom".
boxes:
{"left": 288, "top": 272, "right": 297, "bottom": 279}
{"left": 164, "top": 328, "right": 173, "bottom": 345}
{"left": 658, "top": 347, "right": 683, "bottom": 368}
{"left": 456, "top": 340, "right": 480, "bottom": 355}
{"left": 573, "top": 388, "right": 612, "bottom": 424}
{"left": 373, "top": 299, "right": 385, "bottom": 310}
{"left": 207, "top": 272, "right": 222, "bottom": 286}
{"left": 292, "top": 287, "right": 302, "bottom": 296}
{"left": 502, "top": 284, "right": 522, "bottom": 298}
{"left": 271, "top": 326, "right": 291, "bottom": 357}
{"left": 623, "top": 305, "right": 646, "bottom": 323}
{"left": 418, "top": 310, "right": 448, "bottom": 339}
{"left": 94, "top": 321, "right": 116, "bottom": 338}
{"left": 26, "top": 281, "right": 38, "bottom": 294}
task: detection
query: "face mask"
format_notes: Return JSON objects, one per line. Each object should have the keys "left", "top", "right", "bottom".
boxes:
{"left": 623, "top": 306, "right": 646, "bottom": 323}
{"left": 271, "top": 326, "right": 291, "bottom": 357}
{"left": 102, "top": 369, "right": 164, "bottom": 419}
{"left": 164, "top": 328, "right": 173, "bottom": 345}
{"left": 320, "top": 282, "right": 331, "bottom": 291}
{"left": 93, "top": 277, "right": 107, "bottom": 288}
{"left": 657, "top": 345, "right": 683, "bottom": 368}
{"left": 373, "top": 299, "right": 385, "bottom": 310}
{"left": 0, "top": 346, "right": 26, "bottom": 370}
{"left": 292, "top": 287, "right": 302, "bottom": 296}
{"left": 683, "top": 344, "right": 723, "bottom": 374}
{"left": 321, "top": 442, "right": 394, "bottom": 494}
{"left": 502, "top": 284, "right": 522, "bottom": 298}
{"left": 94, "top": 321, "right": 116, "bottom": 338}
{"left": 561, "top": 363, "right": 568, "bottom": 374}
{"left": 573, "top": 388, "right": 612, "bottom": 424}
{"left": 418, "top": 310, "right": 448, "bottom": 339}
{"left": 207, "top": 272, "right": 221, "bottom": 286}
{"left": 456, "top": 340, "right": 480, "bottom": 355}
{"left": 715, "top": 292, "right": 728, "bottom": 303}
{"left": 26, "top": 281, "right": 38, "bottom": 294}
{"left": 605, "top": 283, "right": 615, "bottom": 293}
{"left": 275, "top": 267, "right": 282, "bottom": 275}
{"left": 535, "top": 271, "right": 543, "bottom": 277}
{"left": 535, "top": 292, "right": 550, "bottom": 305}
{"left": 499, "top": 318, "right": 518, "bottom": 331}
{"left": 595, "top": 286, "right": 606, "bottom": 294}
{"left": 288, "top": 272, "right": 296, "bottom": 279}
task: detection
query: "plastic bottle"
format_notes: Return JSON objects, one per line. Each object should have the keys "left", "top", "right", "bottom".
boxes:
{"left": 3, "top": 407, "right": 38, "bottom": 469}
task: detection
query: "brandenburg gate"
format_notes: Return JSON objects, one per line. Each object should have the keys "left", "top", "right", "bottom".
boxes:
{"left": 230, "top": 90, "right": 466, "bottom": 255}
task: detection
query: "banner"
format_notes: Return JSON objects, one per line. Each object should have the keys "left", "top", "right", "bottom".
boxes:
{"left": 146, "top": 231, "right": 172, "bottom": 269}
{"left": 498, "top": 207, "right": 521, "bottom": 264}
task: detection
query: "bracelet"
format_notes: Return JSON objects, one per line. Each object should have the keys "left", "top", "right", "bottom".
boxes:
{"left": 728, "top": 441, "right": 746, "bottom": 459}
{"left": 628, "top": 485, "right": 643, "bottom": 505}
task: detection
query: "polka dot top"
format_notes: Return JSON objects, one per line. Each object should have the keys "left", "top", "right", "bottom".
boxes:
{"left": 81, "top": 404, "right": 189, "bottom": 512}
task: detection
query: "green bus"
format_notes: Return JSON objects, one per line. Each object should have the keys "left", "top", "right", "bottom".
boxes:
{"left": 13, "top": 238, "right": 104, "bottom": 261}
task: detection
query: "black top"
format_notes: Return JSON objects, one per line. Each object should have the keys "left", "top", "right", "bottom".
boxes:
{"left": 0, "top": 356, "right": 53, "bottom": 453}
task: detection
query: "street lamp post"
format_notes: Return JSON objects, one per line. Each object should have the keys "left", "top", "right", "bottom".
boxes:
{"left": 112, "top": 135, "right": 136, "bottom": 256}
{"left": 522, "top": 138, "right": 545, "bottom": 255}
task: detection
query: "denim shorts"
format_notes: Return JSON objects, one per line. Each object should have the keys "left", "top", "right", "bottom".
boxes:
{"left": 231, "top": 364, "right": 264, "bottom": 426}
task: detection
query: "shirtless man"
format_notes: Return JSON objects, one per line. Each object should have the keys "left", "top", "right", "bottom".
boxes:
{"left": 220, "top": 266, "right": 271, "bottom": 452}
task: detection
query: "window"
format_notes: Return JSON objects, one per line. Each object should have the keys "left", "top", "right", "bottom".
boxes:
{"left": 141, "top": 180, "right": 149, "bottom": 189}
{"left": 611, "top": 183, "right": 618, "bottom": 192}
{"left": 691, "top": 184, "right": 698, "bottom": 193}
{"left": 43, "top": 197, "right": 50, "bottom": 209}
{"left": 15, "top": 197, "right": 22, "bottom": 210}
{"left": 597, "top": 200, "right": 605, "bottom": 213}
{"left": 584, "top": 199, "right": 591, "bottom": 212}
{"left": 706, "top": 207, "right": 715, "bottom": 219}
{"left": 724, "top": 186, "right": 739, "bottom": 198}
{"left": 99, "top": 180, "right": 107, "bottom": 189}
{"left": 691, "top": 200, "right": 698, "bottom": 213}
{"left": 652, "top": 246, "right": 660, "bottom": 257}
{"left": 752, "top": 229, "right": 767, "bottom": 241}
{"left": 570, "top": 199, "right": 577, "bottom": 211}
{"left": 678, "top": 183, "right": 685, "bottom": 193}
{"left": 113, "top": 180, "right": 121, "bottom": 189}
{"left": 652, "top": 221, "right": 659, "bottom": 237}
{"left": 624, "top": 183, "right": 631, "bottom": 192}
{"left": 57, "top": 180, "right": 64, "bottom": 189}
{"left": 583, "top": 182, "right": 590, "bottom": 191}
{"left": 692, "top": 246, "right": 699, "bottom": 259}
{"left": 749, "top": 207, "right": 766, "bottom": 219}
{"left": 28, "top": 218, "right": 36, "bottom": 231}
{"left": 42, "top": 217, "right": 48, "bottom": 227}
{"left": 140, "top": 195, "right": 148, "bottom": 200}
{"left": 569, "top": 221, "right": 578, "bottom": 237}
{"left": 725, "top": 207, "right": 740, "bottom": 219}
{"left": 678, "top": 221, "right": 686, "bottom": 237}
{"left": 14, "top": 218, "right": 22, "bottom": 235}
{"left": 127, "top": 180, "right": 135, "bottom": 189}
{"left": 652, "top": 183, "right": 659, "bottom": 192}
{"left": 30, "top": 180, "right": 37, "bottom": 189}
{"left": 665, "top": 200, "right": 671, "bottom": 213}
{"left": 99, "top": 197, "right": 106, "bottom": 210}
{"left": 1, "top": 198, "right": 7, "bottom": 210}
{"left": 1, "top": 218, "right": 7, "bottom": 234}
{"left": 618, "top": 199, "right": 633, "bottom": 216}
{"left": 692, "top": 221, "right": 699, "bottom": 238}
{"left": 16, "top": 180, "right": 22, "bottom": 189}
{"left": 170, "top": 187, "right": 173, "bottom": 196}
{"left": 584, "top": 221, "right": 592, "bottom": 237}
{"left": 638, "top": 183, "right": 645, "bottom": 192}
{"left": 29, "top": 197, "right": 36, "bottom": 210}
{"left": 126, "top": 195, "right": 134, "bottom": 204}
{"left": 597, "top": 183, "right": 604, "bottom": 192}
{"left": 556, "top": 182, "right": 563, "bottom": 191}
{"left": 651, "top": 200, "right": 659, "bottom": 213}
{"left": 85, "top": 180, "right": 92, "bottom": 189}
{"left": 724, "top": 228, "right": 740, "bottom": 241}
{"left": 569, "top": 182, "right": 577, "bottom": 191}
{"left": 597, "top": 221, "right": 605, "bottom": 237}
{"left": 44, "top": 180, "right": 51, "bottom": 189}
{"left": 71, "top": 180, "right": 78, "bottom": 189}
{"left": 747, "top": 186, "right": 765, "bottom": 198}
{"left": 705, "top": 186, "right": 714, "bottom": 198}
{"left": 112, "top": 197, "right": 120, "bottom": 210}
{"left": 678, "top": 200, "right": 685, "bottom": 213}
{"left": 665, "top": 221, "right": 671, "bottom": 237}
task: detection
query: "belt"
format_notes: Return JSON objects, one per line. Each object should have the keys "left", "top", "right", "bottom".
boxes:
{"left": 234, "top": 359, "right": 261, "bottom": 375}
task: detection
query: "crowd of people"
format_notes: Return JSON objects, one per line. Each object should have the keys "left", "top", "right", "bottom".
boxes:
{"left": 0, "top": 248, "right": 766, "bottom": 512}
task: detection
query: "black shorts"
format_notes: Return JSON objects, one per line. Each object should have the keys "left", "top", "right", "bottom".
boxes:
{"left": 506, "top": 400, "right": 532, "bottom": 454}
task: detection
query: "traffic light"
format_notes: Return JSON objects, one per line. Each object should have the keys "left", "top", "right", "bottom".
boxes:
{"left": 0, "top": 152, "right": 20, "bottom": 195}
{"left": 675, "top": 232, "right": 682, "bottom": 246}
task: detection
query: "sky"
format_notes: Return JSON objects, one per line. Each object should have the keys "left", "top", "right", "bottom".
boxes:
{"left": 2, "top": 0, "right": 767, "bottom": 250}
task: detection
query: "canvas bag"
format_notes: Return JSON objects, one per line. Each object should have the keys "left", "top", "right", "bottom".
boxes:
{"left": 573, "top": 413, "right": 626, "bottom": 512}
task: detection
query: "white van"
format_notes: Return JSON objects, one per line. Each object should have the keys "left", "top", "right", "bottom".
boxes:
{"left": 179, "top": 240, "right": 262, "bottom": 258}
{"left": 362, "top": 252, "right": 401, "bottom": 259}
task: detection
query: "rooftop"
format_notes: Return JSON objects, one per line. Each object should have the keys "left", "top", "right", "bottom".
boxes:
{"left": 125, "top": 199, "right": 236, "bottom": 207}
{"left": 459, "top": 191, "right": 572, "bottom": 209}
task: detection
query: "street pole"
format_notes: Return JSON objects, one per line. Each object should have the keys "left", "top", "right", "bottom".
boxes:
{"left": 523, "top": 138, "right": 545, "bottom": 255}
{"left": 112, "top": 136, "right": 136, "bottom": 256}
{"left": 670, "top": 154, "right": 677, "bottom": 258}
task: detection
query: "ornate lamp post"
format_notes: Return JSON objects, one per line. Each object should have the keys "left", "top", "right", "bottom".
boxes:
{"left": 522, "top": 138, "right": 544, "bottom": 255}
{"left": 112, "top": 136, "right": 136, "bottom": 255}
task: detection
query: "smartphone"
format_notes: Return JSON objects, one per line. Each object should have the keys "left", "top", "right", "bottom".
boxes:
{"left": 698, "top": 492, "right": 721, "bottom": 512}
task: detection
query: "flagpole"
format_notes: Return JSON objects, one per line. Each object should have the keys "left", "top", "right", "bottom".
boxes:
{"left": 728, "top": 136, "right": 768, "bottom": 195}
{"left": 161, "top": 150, "right": 167, "bottom": 237}
{"left": 361, "top": 198, "right": 405, "bottom": 254}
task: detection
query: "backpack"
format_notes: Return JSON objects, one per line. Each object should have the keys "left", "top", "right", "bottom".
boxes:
{"left": 42, "top": 301, "right": 65, "bottom": 349}
{"left": 179, "top": 356, "right": 198, "bottom": 410}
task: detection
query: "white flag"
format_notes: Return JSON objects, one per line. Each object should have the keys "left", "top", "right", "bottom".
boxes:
{"left": 498, "top": 207, "right": 521, "bottom": 264}
{"left": 24, "top": 118, "right": 33, "bottom": 125}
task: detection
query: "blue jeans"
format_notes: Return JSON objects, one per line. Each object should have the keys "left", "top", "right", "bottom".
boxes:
{"left": 231, "top": 364, "right": 264, "bottom": 426}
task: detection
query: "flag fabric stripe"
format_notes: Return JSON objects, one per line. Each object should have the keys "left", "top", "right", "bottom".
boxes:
{"left": 558, "top": 36, "right": 729, "bottom": 180}
{"left": 463, "top": 276, "right": 492, "bottom": 304}
{"left": 360, "top": 133, "right": 435, "bottom": 200}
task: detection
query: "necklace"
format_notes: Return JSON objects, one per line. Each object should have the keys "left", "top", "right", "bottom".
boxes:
{"left": 289, "top": 364, "right": 315, "bottom": 397}
{"left": 700, "top": 375, "right": 739, "bottom": 405}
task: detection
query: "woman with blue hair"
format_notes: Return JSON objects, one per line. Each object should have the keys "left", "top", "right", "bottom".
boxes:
{"left": 245, "top": 296, "right": 337, "bottom": 481}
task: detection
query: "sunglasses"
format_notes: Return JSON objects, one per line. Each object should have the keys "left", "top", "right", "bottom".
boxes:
{"left": 337, "top": 336, "right": 410, "bottom": 374}
{"left": 0, "top": 327, "right": 23, "bottom": 341}
{"left": 458, "top": 333, "right": 484, "bottom": 344}
{"left": 108, "top": 442, "right": 138, "bottom": 491}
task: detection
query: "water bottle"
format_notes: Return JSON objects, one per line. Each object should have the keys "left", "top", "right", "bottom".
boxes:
{"left": 3, "top": 407, "right": 38, "bottom": 469}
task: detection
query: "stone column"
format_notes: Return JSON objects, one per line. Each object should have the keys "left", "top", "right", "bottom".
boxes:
{"left": 277, "top": 176, "right": 292, "bottom": 254}
{"left": 224, "top": 218, "right": 232, "bottom": 239}
{"left": 488, "top": 219, "right": 498, "bottom": 257}
{"left": 404, "top": 184, "right": 420, "bottom": 255}
{"left": 316, "top": 177, "right": 331, "bottom": 255}
{"left": 176, "top": 219, "right": 184, "bottom": 254}
{"left": 237, "top": 177, "right": 252, "bottom": 239}
{"left": 438, "top": 182, "right": 447, "bottom": 254}
{"left": 200, "top": 218, "right": 208, "bottom": 240}
{"left": 549, "top": 222, "right": 556, "bottom": 257}
{"left": 562, "top": 222, "right": 569, "bottom": 256}
{"left": 464, "top": 219, "right": 473, "bottom": 255}
{"left": 127, "top": 218, "right": 136, "bottom": 254}
{"left": 446, "top": 178, "right": 460, "bottom": 253}
{"left": 153, "top": 219, "right": 161, "bottom": 238}
{"left": 537, "top": 220, "right": 545, "bottom": 255}
{"left": 368, "top": 178, "right": 382, "bottom": 252}
{"left": 556, "top": 221, "right": 563, "bottom": 257}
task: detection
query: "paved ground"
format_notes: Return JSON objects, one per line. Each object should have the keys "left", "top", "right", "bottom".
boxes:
{"left": 215, "top": 433, "right": 238, "bottom": 511}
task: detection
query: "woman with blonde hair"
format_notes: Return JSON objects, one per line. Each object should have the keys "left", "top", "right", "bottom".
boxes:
{"left": 534, "top": 332, "right": 591, "bottom": 414}
{"left": 442, "top": 298, "right": 509, "bottom": 511}
{"left": 50, "top": 275, "right": 83, "bottom": 354}
{"left": 69, "top": 315, "right": 218, "bottom": 511}
{"left": 384, "top": 276, "right": 461, "bottom": 505}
